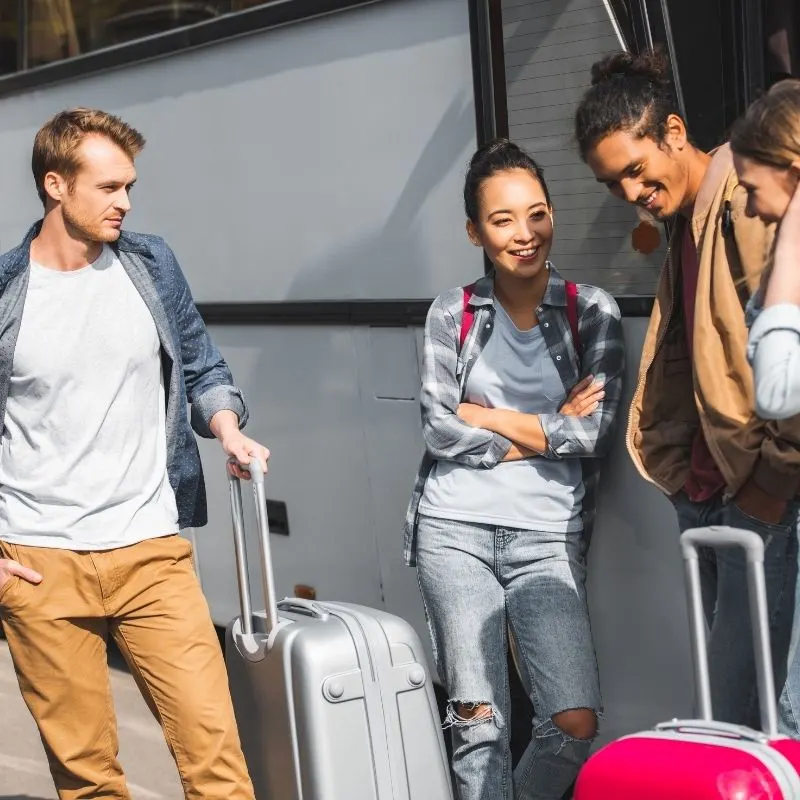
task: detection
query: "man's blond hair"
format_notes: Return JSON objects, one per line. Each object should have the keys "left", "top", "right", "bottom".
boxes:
{"left": 32, "top": 108, "right": 145, "bottom": 204}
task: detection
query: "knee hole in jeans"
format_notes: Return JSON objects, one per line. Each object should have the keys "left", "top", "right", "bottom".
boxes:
{"left": 445, "top": 701, "right": 495, "bottom": 728}
{"left": 549, "top": 708, "right": 597, "bottom": 741}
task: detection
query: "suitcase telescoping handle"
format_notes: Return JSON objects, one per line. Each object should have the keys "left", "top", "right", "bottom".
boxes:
{"left": 227, "top": 458, "right": 279, "bottom": 637}
{"left": 680, "top": 526, "right": 778, "bottom": 737}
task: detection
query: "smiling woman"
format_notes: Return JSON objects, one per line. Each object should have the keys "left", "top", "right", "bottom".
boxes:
{"left": 730, "top": 77, "right": 800, "bottom": 749}
{"left": 405, "top": 137, "right": 625, "bottom": 800}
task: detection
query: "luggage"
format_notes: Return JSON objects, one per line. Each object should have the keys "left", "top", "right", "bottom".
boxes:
{"left": 574, "top": 525, "right": 800, "bottom": 799}
{"left": 224, "top": 460, "right": 453, "bottom": 800}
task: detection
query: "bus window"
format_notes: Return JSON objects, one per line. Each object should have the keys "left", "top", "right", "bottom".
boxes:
{"left": 500, "top": 0, "right": 800, "bottom": 298}
{"left": 88, "top": 2, "right": 225, "bottom": 49}
{"left": 501, "top": 0, "right": 665, "bottom": 297}
{"left": 637, "top": 0, "right": 800, "bottom": 152}
{"left": 26, "top": 0, "right": 80, "bottom": 69}
{"left": 17, "top": 1, "right": 274, "bottom": 70}
{"left": 0, "top": 4, "right": 19, "bottom": 75}
{"left": 765, "top": 0, "right": 800, "bottom": 84}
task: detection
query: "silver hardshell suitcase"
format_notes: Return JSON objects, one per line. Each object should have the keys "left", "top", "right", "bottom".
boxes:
{"left": 224, "top": 461, "right": 453, "bottom": 800}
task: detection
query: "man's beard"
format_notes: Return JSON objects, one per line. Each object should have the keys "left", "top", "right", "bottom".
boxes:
{"left": 62, "top": 204, "right": 120, "bottom": 243}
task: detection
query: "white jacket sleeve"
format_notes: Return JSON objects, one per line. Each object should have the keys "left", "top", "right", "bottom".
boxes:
{"left": 748, "top": 303, "right": 800, "bottom": 420}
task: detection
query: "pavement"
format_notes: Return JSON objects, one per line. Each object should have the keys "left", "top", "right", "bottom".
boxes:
{"left": 0, "top": 633, "right": 184, "bottom": 800}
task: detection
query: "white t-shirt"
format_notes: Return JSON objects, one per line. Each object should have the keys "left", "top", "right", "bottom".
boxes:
{"left": 0, "top": 246, "right": 179, "bottom": 550}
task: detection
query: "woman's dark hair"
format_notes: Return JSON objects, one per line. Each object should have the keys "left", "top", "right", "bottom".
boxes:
{"left": 464, "top": 138, "right": 551, "bottom": 222}
{"left": 574, "top": 49, "right": 679, "bottom": 161}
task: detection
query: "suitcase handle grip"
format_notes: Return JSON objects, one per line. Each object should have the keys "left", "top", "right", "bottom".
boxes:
{"left": 277, "top": 598, "right": 330, "bottom": 621}
{"left": 681, "top": 525, "right": 766, "bottom": 560}
{"left": 655, "top": 719, "right": 772, "bottom": 744}
{"left": 227, "top": 458, "right": 279, "bottom": 637}
{"left": 680, "top": 526, "right": 778, "bottom": 737}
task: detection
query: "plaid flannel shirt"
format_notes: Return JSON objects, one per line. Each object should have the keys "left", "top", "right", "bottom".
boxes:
{"left": 403, "top": 265, "right": 625, "bottom": 566}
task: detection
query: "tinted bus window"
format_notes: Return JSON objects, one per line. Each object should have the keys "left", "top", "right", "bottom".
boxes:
{"left": 0, "top": 4, "right": 19, "bottom": 75}
{"left": 19, "top": 1, "right": 270, "bottom": 70}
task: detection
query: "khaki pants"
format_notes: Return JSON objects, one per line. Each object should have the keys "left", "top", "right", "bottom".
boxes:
{"left": 0, "top": 535, "right": 255, "bottom": 800}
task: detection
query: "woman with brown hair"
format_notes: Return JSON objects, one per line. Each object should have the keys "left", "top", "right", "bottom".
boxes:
{"left": 731, "top": 80, "right": 800, "bottom": 421}
{"left": 732, "top": 79, "right": 800, "bottom": 737}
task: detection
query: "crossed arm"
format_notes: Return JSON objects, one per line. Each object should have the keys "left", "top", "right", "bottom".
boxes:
{"left": 457, "top": 375, "right": 604, "bottom": 458}
{"left": 420, "top": 291, "right": 623, "bottom": 466}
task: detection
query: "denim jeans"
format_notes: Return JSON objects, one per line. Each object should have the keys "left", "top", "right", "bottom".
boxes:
{"left": 672, "top": 492, "right": 798, "bottom": 730}
{"left": 779, "top": 533, "right": 800, "bottom": 736}
{"left": 415, "top": 514, "right": 601, "bottom": 800}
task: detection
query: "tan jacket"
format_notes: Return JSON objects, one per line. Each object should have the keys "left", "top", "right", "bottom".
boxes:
{"left": 628, "top": 144, "right": 800, "bottom": 501}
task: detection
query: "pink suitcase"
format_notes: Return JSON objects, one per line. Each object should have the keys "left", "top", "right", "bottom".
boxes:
{"left": 575, "top": 525, "right": 800, "bottom": 799}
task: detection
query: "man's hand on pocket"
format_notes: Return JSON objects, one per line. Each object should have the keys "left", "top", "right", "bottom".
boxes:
{"left": 560, "top": 375, "right": 605, "bottom": 417}
{"left": 0, "top": 558, "right": 42, "bottom": 590}
{"left": 733, "top": 478, "right": 788, "bottom": 526}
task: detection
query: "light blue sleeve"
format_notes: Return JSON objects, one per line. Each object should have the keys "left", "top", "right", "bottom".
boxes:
{"left": 748, "top": 303, "right": 800, "bottom": 420}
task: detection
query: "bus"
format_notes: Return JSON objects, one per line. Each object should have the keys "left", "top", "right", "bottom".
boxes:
{"left": 0, "top": 0, "right": 792, "bottom": 751}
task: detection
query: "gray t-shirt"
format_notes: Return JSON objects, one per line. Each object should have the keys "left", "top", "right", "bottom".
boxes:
{"left": 419, "top": 301, "right": 583, "bottom": 531}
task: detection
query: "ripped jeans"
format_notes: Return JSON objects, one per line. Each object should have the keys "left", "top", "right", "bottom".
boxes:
{"left": 416, "top": 515, "right": 601, "bottom": 800}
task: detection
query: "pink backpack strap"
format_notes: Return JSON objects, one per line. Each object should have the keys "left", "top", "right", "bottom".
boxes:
{"left": 565, "top": 280, "right": 582, "bottom": 357}
{"left": 459, "top": 284, "right": 476, "bottom": 350}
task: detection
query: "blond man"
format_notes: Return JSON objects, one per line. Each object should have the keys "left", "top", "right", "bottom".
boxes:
{"left": 0, "top": 109, "right": 265, "bottom": 799}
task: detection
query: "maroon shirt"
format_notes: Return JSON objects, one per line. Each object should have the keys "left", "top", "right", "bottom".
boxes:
{"left": 681, "top": 224, "right": 726, "bottom": 502}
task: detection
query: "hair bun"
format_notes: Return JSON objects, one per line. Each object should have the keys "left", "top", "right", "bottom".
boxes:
{"left": 590, "top": 49, "right": 671, "bottom": 88}
{"left": 463, "top": 138, "right": 552, "bottom": 221}
{"left": 469, "top": 138, "right": 520, "bottom": 169}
